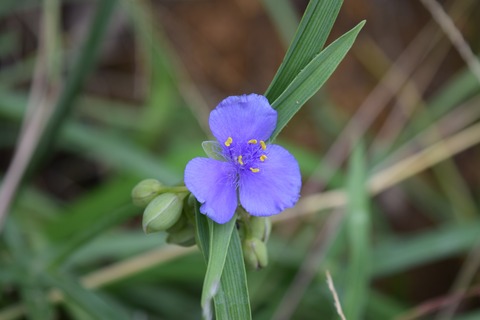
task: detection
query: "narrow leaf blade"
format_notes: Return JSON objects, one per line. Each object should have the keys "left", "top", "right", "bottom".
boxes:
{"left": 344, "top": 142, "right": 371, "bottom": 320}
{"left": 45, "top": 273, "right": 130, "bottom": 320}
{"left": 195, "top": 204, "right": 251, "bottom": 319}
{"left": 271, "top": 21, "right": 365, "bottom": 139}
{"left": 372, "top": 222, "right": 480, "bottom": 277}
{"left": 213, "top": 228, "right": 251, "bottom": 320}
{"left": 200, "top": 215, "right": 236, "bottom": 319}
{"left": 265, "top": 0, "right": 343, "bottom": 101}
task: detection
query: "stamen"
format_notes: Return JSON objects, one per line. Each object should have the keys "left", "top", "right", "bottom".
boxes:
{"left": 249, "top": 167, "right": 260, "bottom": 173}
{"left": 260, "top": 140, "right": 267, "bottom": 150}
{"left": 248, "top": 139, "right": 258, "bottom": 144}
{"left": 238, "top": 155, "right": 244, "bottom": 165}
{"left": 224, "top": 137, "right": 233, "bottom": 147}
{"left": 260, "top": 154, "right": 267, "bottom": 162}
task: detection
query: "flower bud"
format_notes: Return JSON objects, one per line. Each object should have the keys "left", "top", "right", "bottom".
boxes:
{"left": 250, "top": 216, "right": 272, "bottom": 242}
{"left": 166, "top": 225, "right": 196, "bottom": 247}
{"left": 142, "top": 193, "right": 183, "bottom": 234}
{"left": 132, "top": 179, "right": 163, "bottom": 207}
{"left": 166, "top": 213, "right": 188, "bottom": 233}
{"left": 242, "top": 238, "right": 268, "bottom": 270}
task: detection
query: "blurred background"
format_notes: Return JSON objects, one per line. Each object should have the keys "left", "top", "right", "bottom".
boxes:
{"left": 1, "top": 0, "right": 480, "bottom": 319}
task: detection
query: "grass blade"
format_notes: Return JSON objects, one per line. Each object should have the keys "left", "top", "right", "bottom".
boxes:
{"left": 344, "top": 142, "right": 371, "bottom": 320}
{"left": 271, "top": 21, "right": 365, "bottom": 139}
{"left": 213, "top": 228, "right": 251, "bottom": 320}
{"left": 27, "top": 0, "right": 116, "bottom": 174}
{"left": 195, "top": 204, "right": 251, "bottom": 319}
{"left": 3, "top": 218, "right": 53, "bottom": 319}
{"left": 372, "top": 222, "right": 480, "bottom": 277}
{"left": 265, "top": 0, "right": 343, "bottom": 102}
{"left": 200, "top": 217, "right": 236, "bottom": 319}
{"left": 46, "top": 205, "right": 137, "bottom": 269}
{"left": 0, "top": 91, "right": 180, "bottom": 184}
{"left": 44, "top": 176, "right": 138, "bottom": 240}
{"left": 46, "top": 272, "right": 130, "bottom": 320}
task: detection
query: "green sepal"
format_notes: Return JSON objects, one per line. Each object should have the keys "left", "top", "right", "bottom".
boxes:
{"left": 202, "top": 141, "right": 224, "bottom": 160}
{"left": 142, "top": 193, "right": 184, "bottom": 234}
{"left": 242, "top": 238, "right": 268, "bottom": 270}
{"left": 131, "top": 178, "right": 163, "bottom": 207}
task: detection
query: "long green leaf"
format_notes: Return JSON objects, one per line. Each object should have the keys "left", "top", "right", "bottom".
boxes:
{"left": 64, "top": 232, "right": 164, "bottom": 268}
{"left": 115, "top": 286, "right": 200, "bottom": 320}
{"left": 62, "top": 123, "right": 180, "bottom": 184}
{"left": 201, "top": 217, "right": 236, "bottom": 319}
{"left": 19, "top": 284, "right": 54, "bottom": 320}
{"left": 393, "top": 63, "right": 480, "bottom": 151}
{"left": 195, "top": 204, "right": 251, "bottom": 319}
{"left": 0, "top": 90, "right": 180, "bottom": 184}
{"left": 212, "top": 229, "right": 251, "bottom": 320}
{"left": 46, "top": 205, "right": 137, "bottom": 269}
{"left": 265, "top": 0, "right": 343, "bottom": 102}
{"left": 271, "top": 21, "right": 365, "bottom": 139}
{"left": 126, "top": 0, "right": 179, "bottom": 147}
{"left": 45, "top": 273, "right": 130, "bottom": 320}
{"left": 3, "top": 218, "right": 53, "bottom": 320}
{"left": 344, "top": 142, "right": 371, "bottom": 320}
{"left": 372, "top": 222, "right": 480, "bottom": 277}
{"left": 26, "top": 0, "right": 116, "bottom": 176}
{"left": 44, "top": 176, "right": 138, "bottom": 240}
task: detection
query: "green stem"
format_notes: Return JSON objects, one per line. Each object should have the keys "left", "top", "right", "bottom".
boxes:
{"left": 162, "top": 186, "right": 189, "bottom": 194}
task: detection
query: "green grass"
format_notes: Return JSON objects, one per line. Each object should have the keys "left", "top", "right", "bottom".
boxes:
{"left": 1, "top": 0, "right": 480, "bottom": 319}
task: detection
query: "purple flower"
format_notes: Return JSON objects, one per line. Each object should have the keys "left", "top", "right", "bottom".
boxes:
{"left": 184, "top": 94, "right": 301, "bottom": 224}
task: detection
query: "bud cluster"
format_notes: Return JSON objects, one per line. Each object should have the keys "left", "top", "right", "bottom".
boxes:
{"left": 131, "top": 179, "right": 195, "bottom": 247}
{"left": 132, "top": 179, "right": 273, "bottom": 268}
{"left": 237, "top": 208, "right": 272, "bottom": 270}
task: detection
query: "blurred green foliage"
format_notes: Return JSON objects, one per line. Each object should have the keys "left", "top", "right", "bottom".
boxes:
{"left": 1, "top": 0, "right": 480, "bottom": 319}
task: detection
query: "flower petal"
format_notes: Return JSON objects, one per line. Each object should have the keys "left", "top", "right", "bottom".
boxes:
{"left": 184, "top": 157, "right": 238, "bottom": 224}
{"left": 209, "top": 94, "right": 277, "bottom": 144}
{"left": 239, "top": 145, "right": 301, "bottom": 216}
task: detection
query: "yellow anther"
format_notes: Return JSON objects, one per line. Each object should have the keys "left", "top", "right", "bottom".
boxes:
{"left": 260, "top": 154, "right": 267, "bottom": 162}
{"left": 238, "top": 155, "right": 244, "bottom": 165}
{"left": 248, "top": 139, "right": 258, "bottom": 144}
{"left": 250, "top": 167, "right": 260, "bottom": 173}
{"left": 260, "top": 140, "right": 267, "bottom": 150}
{"left": 224, "top": 137, "right": 233, "bottom": 147}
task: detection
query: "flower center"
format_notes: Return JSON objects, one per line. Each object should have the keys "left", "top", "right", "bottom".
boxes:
{"left": 223, "top": 136, "right": 267, "bottom": 173}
